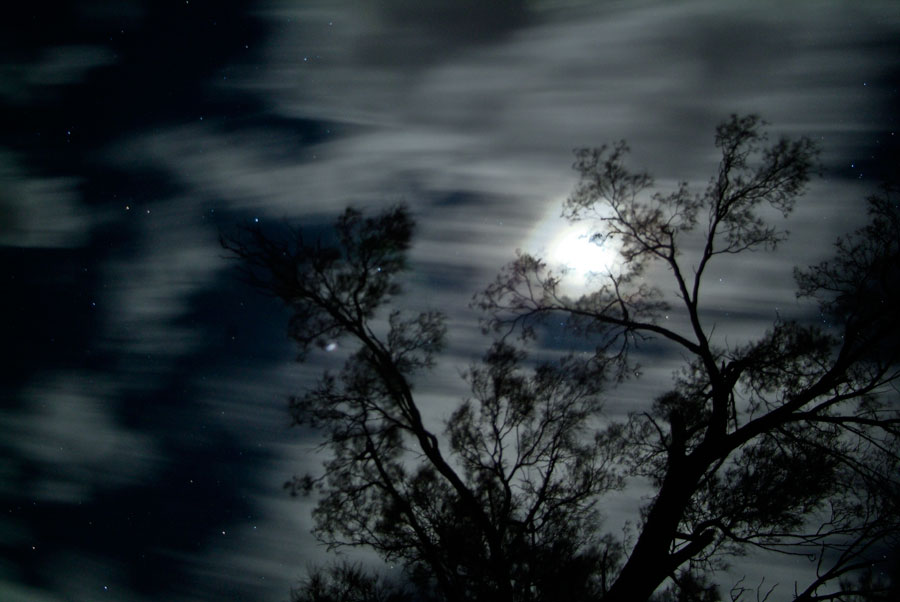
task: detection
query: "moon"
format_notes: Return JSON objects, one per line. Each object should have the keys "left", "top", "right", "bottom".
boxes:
{"left": 526, "top": 204, "right": 620, "bottom": 294}
{"left": 549, "top": 223, "right": 618, "bottom": 277}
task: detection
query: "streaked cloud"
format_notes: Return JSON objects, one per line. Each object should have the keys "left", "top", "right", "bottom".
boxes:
{"left": 2, "top": 372, "right": 162, "bottom": 504}
{"left": 0, "top": 151, "right": 93, "bottom": 248}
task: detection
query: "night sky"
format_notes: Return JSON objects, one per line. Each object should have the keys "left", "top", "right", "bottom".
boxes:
{"left": 2, "top": 1, "right": 898, "bottom": 600}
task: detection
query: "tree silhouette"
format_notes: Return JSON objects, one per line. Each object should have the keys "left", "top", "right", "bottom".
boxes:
{"left": 224, "top": 207, "right": 620, "bottom": 601}
{"left": 224, "top": 115, "right": 899, "bottom": 602}
{"left": 290, "top": 561, "right": 413, "bottom": 602}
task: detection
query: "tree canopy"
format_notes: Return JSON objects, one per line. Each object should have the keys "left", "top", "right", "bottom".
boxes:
{"left": 224, "top": 115, "right": 899, "bottom": 602}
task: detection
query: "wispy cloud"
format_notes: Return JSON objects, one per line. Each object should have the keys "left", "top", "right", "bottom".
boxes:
{"left": 3, "top": 372, "right": 162, "bottom": 504}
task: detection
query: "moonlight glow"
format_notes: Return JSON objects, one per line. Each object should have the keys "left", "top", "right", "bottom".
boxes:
{"left": 527, "top": 205, "right": 620, "bottom": 294}
{"left": 549, "top": 224, "right": 618, "bottom": 277}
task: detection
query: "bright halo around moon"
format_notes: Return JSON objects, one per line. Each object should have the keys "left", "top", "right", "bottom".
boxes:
{"left": 550, "top": 225, "right": 616, "bottom": 275}
{"left": 526, "top": 204, "right": 621, "bottom": 295}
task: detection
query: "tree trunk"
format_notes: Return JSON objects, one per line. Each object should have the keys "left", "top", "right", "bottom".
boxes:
{"left": 604, "top": 460, "right": 706, "bottom": 602}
